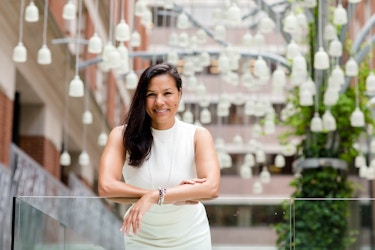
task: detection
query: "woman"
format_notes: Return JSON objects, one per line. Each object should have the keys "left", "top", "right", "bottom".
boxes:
{"left": 99, "top": 63, "right": 220, "bottom": 249}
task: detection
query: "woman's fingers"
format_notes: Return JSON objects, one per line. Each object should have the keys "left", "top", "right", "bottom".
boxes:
{"left": 180, "top": 178, "right": 207, "bottom": 185}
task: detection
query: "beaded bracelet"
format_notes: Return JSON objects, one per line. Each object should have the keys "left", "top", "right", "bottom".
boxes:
{"left": 157, "top": 187, "right": 166, "bottom": 205}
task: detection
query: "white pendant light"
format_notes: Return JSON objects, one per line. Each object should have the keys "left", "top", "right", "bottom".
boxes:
{"left": 69, "top": 75, "right": 84, "bottom": 97}
{"left": 196, "top": 29, "right": 207, "bottom": 44}
{"left": 82, "top": 110, "right": 93, "bottom": 124}
{"left": 304, "top": 0, "right": 317, "bottom": 8}
{"left": 167, "top": 50, "right": 179, "bottom": 65}
{"left": 126, "top": 70, "right": 138, "bottom": 89}
{"left": 286, "top": 40, "right": 300, "bottom": 60}
{"left": 324, "top": 23, "right": 337, "bottom": 41}
{"left": 37, "top": 44, "right": 52, "bottom": 65}
{"left": 232, "top": 134, "right": 244, "bottom": 146}
{"left": 199, "top": 52, "right": 211, "bottom": 67}
{"left": 259, "top": 16, "right": 275, "bottom": 34}
{"left": 168, "top": 32, "right": 178, "bottom": 46}
{"left": 163, "top": 0, "right": 174, "bottom": 9}
{"left": 329, "top": 38, "right": 343, "bottom": 57}
{"left": 253, "top": 32, "right": 265, "bottom": 50}
{"left": 260, "top": 167, "right": 271, "bottom": 183}
{"left": 178, "top": 32, "right": 189, "bottom": 48}
{"left": 88, "top": 33, "right": 102, "bottom": 54}
{"left": 141, "top": 8, "right": 152, "bottom": 27}
{"left": 345, "top": 57, "right": 359, "bottom": 76}
{"left": 256, "top": 149, "right": 266, "bottom": 164}
{"left": 60, "top": 151, "right": 71, "bottom": 166}
{"left": 331, "top": 65, "right": 345, "bottom": 86}
{"left": 242, "top": 31, "right": 253, "bottom": 48}
{"left": 366, "top": 72, "right": 375, "bottom": 93}
{"left": 214, "top": 24, "right": 226, "bottom": 41}
{"left": 244, "top": 100, "right": 255, "bottom": 115}
{"left": 299, "top": 88, "right": 313, "bottom": 106}
{"left": 271, "top": 67, "right": 286, "bottom": 93}
{"left": 79, "top": 151, "right": 90, "bottom": 166}
{"left": 217, "top": 101, "right": 230, "bottom": 117}
{"left": 218, "top": 53, "right": 230, "bottom": 73}
{"left": 253, "top": 181, "right": 263, "bottom": 194}
{"left": 254, "top": 56, "right": 270, "bottom": 80}
{"left": 177, "top": 12, "right": 190, "bottom": 29}
{"left": 333, "top": 4, "right": 347, "bottom": 25}
{"left": 283, "top": 13, "right": 298, "bottom": 34}
{"left": 244, "top": 153, "right": 255, "bottom": 167}
{"left": 13, "top": 42, "right": 27, "bottom": 63}
{"left": 182, "top": 110, "right": 194, "bottom": 123}
{"left": 264, "top": 118, "right": 275, "bottom": 134}
{"left": 117, "top": 42, "right": 129, "bottom": 73}
{"left": 314, "top": 47, "right": 329, "bottom": 69}
{"left": 25, "top": 1, "right": 39, "bottom": 22}
{"left": 322, "top": 110, "right": 336, "bottom": 131}
{"left": 62, "top": 0, "right": 76, "bottom": 20}
{"left": 310, "top": 112, "right": 323, "bottom": 132}
{"left": 200, "top": 108, "right": 211, "bottom": 124}
{"left": 239, "top": 165, "right": 252, "bottom": 179}
{"left": 275, "top": 154, "right": 286, "bottom": 168}
{"left": 115, "top": 20, "right": 130, "bottom": 42}
{"left": 135, "top": 0, "right": 147, "bottom": 17}
{"left": 355, "top": 154, "right": 366, "bottom": 168}
{"left": 227, "top": 3, "right": 241, "bottom": 25}
{"left": 296, "top": 12, "right": 308, "bottom": 30}
{"left": 350, "top": 107, "right": 365, "bottom": 127}
{"left": 323, "top": 88, "right": 339, "bottom": 106}
{"left": 130, "top": 31, "right": 141, "bottom": 47}
{"left": 359, "top": 165, "right": 369, "bottom": 178}
{"left": 282, "top": 143, "right": 297, "bottom": 156}
{"left": 98, "top": 132, "right": 108, "bottom": 146}
{"left": 292, "top": 55, "right": 307, "bottom": 73}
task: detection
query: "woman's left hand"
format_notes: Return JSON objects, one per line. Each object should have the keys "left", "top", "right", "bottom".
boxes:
{"left": 120, "top": 191, "right": 157, "bottom": 236}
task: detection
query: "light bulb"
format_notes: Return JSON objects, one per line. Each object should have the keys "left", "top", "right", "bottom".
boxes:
{"left": 314, "top": 47, "right": 329, "bottom": 70}
{"left": 323, "top": 88, "right": 339, "bottom": 106}
{"left": 69, "top": 75, "right": 84, "bottom": 97}
{"left": 178, "top": 32, "right": 189, "bottom": 48}
{"left": 310, "top": 112, "right": 323, "bottom": 132}
{"left": 286, "top": 40, "right": 300, "bottom": 59}
{"left": 25, "top": 1, "right": 39, "bottom": 22}
{"left": 255, "top": 149, "right": 266, "bottom": 164}
{"left": 196, "top": 29, "right": 207, "bottom": 44}
{"left": 200, "top": 108, "right": 211, "bottom": 124}
{"left": 88, "top": 33, "right": 102, "bottom": 54}
{"left": 253, "top": 56, "right": 270, "bottom": 80}
{"left": 253, "top": 181, "right": 263, "bottom": 194}
{"left": 324, "top": 23, "right": 337, "bottom": 41}
{"left": 141, "top": 9, "right": 152, "bottom": 27}
{"left": 299, "top": 88, "right": 313, "bottom": 106}
{"left": 60, "top": 151, "right": 71, "bottom": 166}
{"left": 244, "top": 153, "right": 255, "bottom": 167}
{"left": 331, "top": 65, "right": 345, "bottom": 86}
{"left": 13, "top": 42, "right": 27, "bottom": 63}
{"left": 79, "top": 151, "right": 90, "bottom": 166}
{"left": 218, "top": 53, "right": 230, "bottom": 73}
{"left": 115, "top": 20, "right": 130, "bottom": 42}
{"left": 62, "top": 0, "right": 76, "bottom": 20}
{"left": 259, "top": 16, "right": 274, "bottom": 33}
{"left": 242, "top": 32, "right": 253, "bottom": 48}
{"left": 350, "top": 107, "right": 365, "bottom": 127}
{"left": 167, "top": 51, "right": 179, "bottom": 65}
{"left": 37, "top": 44, "right": 52, "bottom": 65}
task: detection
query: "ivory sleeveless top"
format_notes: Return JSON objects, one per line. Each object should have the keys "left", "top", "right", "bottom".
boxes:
{"left": 122, "top": 118, "right": 212, "bottom": 250}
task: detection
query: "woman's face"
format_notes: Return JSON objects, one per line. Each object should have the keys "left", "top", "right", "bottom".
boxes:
{"left": 145, "top": 74, "right": 181, "bottom": 130}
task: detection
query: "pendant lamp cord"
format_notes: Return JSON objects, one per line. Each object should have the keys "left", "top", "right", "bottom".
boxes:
{"left": 42, "top": 0, "right": 49, "bottom": 45}
{"left": 18, "top": 0, "right": 25, "bottom": 43}
{"left": 75, "top": 0, "right": 83, "bottom": 75}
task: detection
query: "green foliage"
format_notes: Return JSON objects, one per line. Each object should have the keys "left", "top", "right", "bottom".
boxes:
{"left": 274, "top": 167, "right": 356, "bottom": 249}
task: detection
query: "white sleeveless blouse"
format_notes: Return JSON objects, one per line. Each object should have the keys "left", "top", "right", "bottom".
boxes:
{"left": 122, "top": 118, "right": 212, "bottom": 250}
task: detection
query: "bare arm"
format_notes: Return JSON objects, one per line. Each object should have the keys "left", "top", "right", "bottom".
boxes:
{"left": 98, "top": 126, "right": 150, "bottom": 198}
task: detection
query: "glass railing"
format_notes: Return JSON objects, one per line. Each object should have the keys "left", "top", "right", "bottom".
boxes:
{"left": 12, "top": 196, "right": 375, "bottom": 249}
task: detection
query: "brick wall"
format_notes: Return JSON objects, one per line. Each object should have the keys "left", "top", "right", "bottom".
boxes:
{"left": 0, "top": 91, "right": 13, "bottom": 167}
{"left": 19, "top": 136, "right": 61, "bottom": 179}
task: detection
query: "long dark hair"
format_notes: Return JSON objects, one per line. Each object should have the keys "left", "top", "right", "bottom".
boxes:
{"left": 124, "top": 63, "right": 182, "bottom": 167}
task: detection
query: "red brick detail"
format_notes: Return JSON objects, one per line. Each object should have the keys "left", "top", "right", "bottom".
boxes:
{"left": 0, "top": 91, "right": 13, "bottom": 167}
{"left": 49, "top": 0, "right": 66, "bottom": 35}
{"left": 19, "top": 136, "right": 61, "bottom": 179}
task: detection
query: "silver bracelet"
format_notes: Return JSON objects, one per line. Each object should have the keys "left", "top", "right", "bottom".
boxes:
{"left": 157, "top": 187, "right": 166, "bottom": 205}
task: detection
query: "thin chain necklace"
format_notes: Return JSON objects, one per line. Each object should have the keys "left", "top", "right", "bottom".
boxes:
{"left": 148, "top": 121, "right": 178, "bottom": 189}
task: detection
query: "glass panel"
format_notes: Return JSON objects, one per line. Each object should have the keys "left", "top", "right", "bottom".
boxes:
{"left": 292, "top": 198, "right": 374, "bottom": 250}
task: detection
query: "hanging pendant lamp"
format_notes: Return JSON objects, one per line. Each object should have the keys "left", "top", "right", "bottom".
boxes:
{"left": 345, "top": 57, "right": 359, "bottom": 76}
{"left": 333, "top": 4, "right": 347, "bottom": 25}
{"left": 60, "top": 151, "right": 71, "bottom": 166}
{"left": 63, "top": 0, "right": 76, "bottom": 20}
{"left": 314, "top": 47, "right": 329, "bottom": 69}
{"left": 25, "top": 1, "right": 39, "bottom": 22}
{"left": 310, "top": 112, "right": 323, "bottom": 132}
{"left": 350, "top": 107, "right": 365, "bottom": 127}
{"left": 322, "top": 110, "right": 337, "bottom": 131}
{"left": 275, "top": 154, "right": 286, "bottom": 168}
{"left": 98, "top": 132, "right": 108, "bottom": 146}
{"left": 126, "top": 71, "right": 138, "bottom": 89}
{"left": 366, "top": 72, "right": 375, "bottom": 93}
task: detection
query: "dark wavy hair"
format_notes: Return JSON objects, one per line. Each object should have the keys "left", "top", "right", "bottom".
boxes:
{"left": 123, "top": 63, "right": 182, "bottom": 167}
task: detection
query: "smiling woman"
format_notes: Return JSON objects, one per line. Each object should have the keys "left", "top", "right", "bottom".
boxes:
{"left": 98, "top": 63, "right": 221, "bottom": 249}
